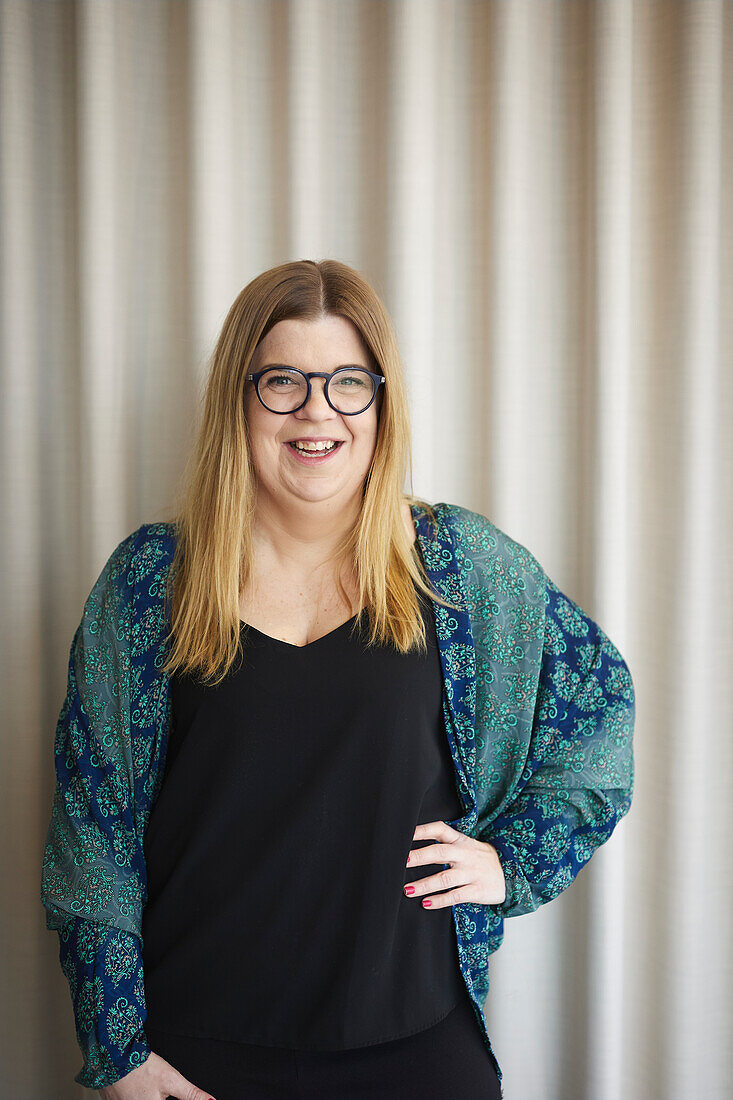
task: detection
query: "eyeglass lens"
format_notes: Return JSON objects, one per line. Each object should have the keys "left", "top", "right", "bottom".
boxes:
{"left": 257, "top": 368, "right": 377, "bottom": 414}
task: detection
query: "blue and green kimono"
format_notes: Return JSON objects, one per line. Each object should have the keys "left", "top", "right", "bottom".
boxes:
{"left": 40, "top": 501, "right": 636, "bottom": 1090}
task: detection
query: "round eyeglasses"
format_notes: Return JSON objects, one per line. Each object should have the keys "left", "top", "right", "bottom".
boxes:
{"left": 246, "top": 366, "right": 385, "bottom": 416}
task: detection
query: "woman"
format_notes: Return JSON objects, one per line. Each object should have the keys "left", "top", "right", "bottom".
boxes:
{"left": 41, "top": 260, "right": 635, "bottom": 1099}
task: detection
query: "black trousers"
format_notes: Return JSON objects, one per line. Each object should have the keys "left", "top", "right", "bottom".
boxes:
{"left": 148, "top": 987, "right": 503, "bottom": 1100}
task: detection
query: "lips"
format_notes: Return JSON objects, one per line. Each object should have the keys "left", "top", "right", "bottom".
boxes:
{"left": 285, "top": 440, "right": 344, "bottom": 463}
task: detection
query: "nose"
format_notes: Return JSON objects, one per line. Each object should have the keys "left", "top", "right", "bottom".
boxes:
{"left": 297, "top": 377, "right": 337, "bottom": 416}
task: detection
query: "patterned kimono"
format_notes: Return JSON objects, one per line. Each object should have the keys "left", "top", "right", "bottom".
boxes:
{"left": 40, "top": 501, "right": 636, "bottom": 1089}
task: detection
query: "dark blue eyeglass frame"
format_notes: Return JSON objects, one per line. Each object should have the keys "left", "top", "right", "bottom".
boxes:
{"left": 245, "top": 366, "right": 385, "bottom": 415}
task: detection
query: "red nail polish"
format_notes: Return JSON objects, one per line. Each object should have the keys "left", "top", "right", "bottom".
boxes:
{"left": 422, "top": 899, "right": 432, "bottom": 907}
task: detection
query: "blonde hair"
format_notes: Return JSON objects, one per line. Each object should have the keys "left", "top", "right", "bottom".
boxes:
{"left": 158, "top": 259, "right": 458, "bottom": 686}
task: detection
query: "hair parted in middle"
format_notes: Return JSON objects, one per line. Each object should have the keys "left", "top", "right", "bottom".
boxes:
{"left": 158, "top": 258, "right": 459, "bottom": 686}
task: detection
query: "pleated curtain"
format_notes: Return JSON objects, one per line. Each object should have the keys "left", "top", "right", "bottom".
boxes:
{"left": 0, "top": 2, "right": 730, "bottom": 1097}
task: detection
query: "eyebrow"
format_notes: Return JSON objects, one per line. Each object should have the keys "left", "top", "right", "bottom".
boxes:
{"left": 259, "top": 363, "right": 370, "bottom": 373}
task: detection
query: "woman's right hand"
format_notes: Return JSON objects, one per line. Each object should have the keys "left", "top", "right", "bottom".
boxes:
{"left": 98, "top": 1050, "right": 215, "bottom": 1100}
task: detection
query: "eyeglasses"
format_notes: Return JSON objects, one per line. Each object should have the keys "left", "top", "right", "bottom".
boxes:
{"left": 246, "top": 366, "right": 385, "bottom": 415}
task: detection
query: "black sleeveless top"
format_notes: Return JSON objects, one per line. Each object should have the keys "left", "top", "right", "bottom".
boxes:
{"left": 141, "top": 585, "right": 467, "bottom": 1050}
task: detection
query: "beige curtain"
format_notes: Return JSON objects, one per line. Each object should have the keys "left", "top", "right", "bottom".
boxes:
{"left": 2, "top": 1, "right": 731, "bottom": 1097}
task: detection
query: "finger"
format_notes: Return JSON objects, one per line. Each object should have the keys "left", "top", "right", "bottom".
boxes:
{"left": 406, "top": 840, "right": 463, "bottom": 867}
{"left": 413, "top": 883, "right": 479, "bottom": 909}
{"left": 412, "top": 820, "right": 459, "bottom": 842}
{"left": 161, "top": 1064, "right": 216, "bottom": 1100}
{"left": 404, "top": 866, "right": 470, "bottom": 899}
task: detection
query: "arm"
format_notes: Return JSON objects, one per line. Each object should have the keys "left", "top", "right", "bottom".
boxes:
{"left": 480, "top": 575, "right": 636, "bottom": 919}
{"left": 41, "top": 531, "right": 152, "bottom": 1087}
{"left": 56, "top": 915, "right": 150, "bottom": 1088}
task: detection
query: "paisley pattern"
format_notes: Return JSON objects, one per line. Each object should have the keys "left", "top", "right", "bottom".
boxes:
{"left": 55, "top": 914, "right": 150, "bottom": 1087}
{"left": 40, "top": 501, "right": 635, "bottom": 1090}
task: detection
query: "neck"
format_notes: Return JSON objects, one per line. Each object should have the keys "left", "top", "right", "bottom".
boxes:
{"left": 250, "top": 490, "right": 361, "bottom": 577}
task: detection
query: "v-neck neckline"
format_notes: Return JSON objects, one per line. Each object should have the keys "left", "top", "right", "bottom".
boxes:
{"left": 239, "top": 611, "right": 361, "bottom": 650}
{"left": 238, "top": 503, "right": 424, "bottom": 652}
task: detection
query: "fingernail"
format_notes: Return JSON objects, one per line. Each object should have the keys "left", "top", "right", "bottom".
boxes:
{"left": 404, "top": 885, "right": 415, "bottom": 895}
{"left": 422, "top": 899, "right": 432, "bottom": 907}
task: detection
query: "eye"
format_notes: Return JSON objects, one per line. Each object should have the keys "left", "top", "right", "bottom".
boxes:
{"left": 332, "top": 371, "right": 369, "bottom": 388}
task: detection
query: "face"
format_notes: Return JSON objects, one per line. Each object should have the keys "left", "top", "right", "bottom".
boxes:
{"left": 244, "top": 315, "right": 381, "bottom": 511}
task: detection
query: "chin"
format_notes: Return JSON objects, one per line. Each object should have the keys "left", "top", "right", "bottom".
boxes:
{"left": 289, "top": 481, "right": 355, "bottom": 503}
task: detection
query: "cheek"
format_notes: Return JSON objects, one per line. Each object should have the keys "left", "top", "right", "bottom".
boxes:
{"left": 245, "top": 403, "right": 280, "bottom": 450}
{"left": 359, "top": 422, "right": 379, "bottom": 457}
{"left": 350, "top": 433, "right": 378, "bottom": 474}
{"left": 352, "top": 410, "right": 378, "bottom": 446}
{"left": 245, "top": 426, "right": 282, "bottom": 476}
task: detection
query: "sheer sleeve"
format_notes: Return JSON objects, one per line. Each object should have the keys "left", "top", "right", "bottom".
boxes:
{"left": 40, "top": 530, "right": 152, "bottom": 1087}
{"left": 55, "top": 914, "right": 150, "bottom": 1088}
{"left": 480, "top": 575, "right": 636, "bottom": 919}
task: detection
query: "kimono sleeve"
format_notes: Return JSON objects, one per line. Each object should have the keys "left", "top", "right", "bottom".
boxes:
{"left": 40, "top": 530, "right": 152, "bottom": 1085}
{"left": 481, "top": 574, "right": 636, "bottom": 919}
{"left": 56, "top": 915, "right": 150, "bottom": 1088}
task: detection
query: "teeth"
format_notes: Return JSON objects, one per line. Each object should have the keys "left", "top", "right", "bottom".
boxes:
{"left": 292, "top": 440, "right": 337, "bottom": 452}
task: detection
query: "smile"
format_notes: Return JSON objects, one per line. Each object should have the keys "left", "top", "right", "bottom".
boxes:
{"left": 285, "top": 440, "right": 344, "bottom": 464}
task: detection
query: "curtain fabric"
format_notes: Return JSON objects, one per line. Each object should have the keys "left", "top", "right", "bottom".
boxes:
{"left": 1, "top": 2, "right": 731, "bottom": 1098}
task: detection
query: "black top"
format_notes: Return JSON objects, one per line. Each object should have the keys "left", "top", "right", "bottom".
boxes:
{"left": 141, "top": 585, "right": 467, "bottom": 1050}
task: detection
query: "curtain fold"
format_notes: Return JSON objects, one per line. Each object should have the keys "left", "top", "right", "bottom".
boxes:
{"left": 1, "top": 1, "right": 730, "bottom": 1097}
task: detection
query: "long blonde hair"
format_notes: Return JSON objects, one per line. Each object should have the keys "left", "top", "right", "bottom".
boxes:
{"left": 158, "top": 259, "right": 459, "bottom": 686}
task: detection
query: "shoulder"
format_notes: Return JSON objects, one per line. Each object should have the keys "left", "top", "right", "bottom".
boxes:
{"left": 430, "top": 501, "right": 547, "bottom": 591}
{"left": 94, "top": 521, "right": 178, "bottom": 599}
{"left": 127, "top": 520, "right": 178, "bottom": 578}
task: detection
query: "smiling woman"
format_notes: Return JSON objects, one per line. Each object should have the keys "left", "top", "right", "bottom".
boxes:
{"left": 242, "top": 314, "right": 383, "bottom": 532}
{"left": 228, "top": 299, "right": 427, "bottom": 655}
{"left": 40, "top": 259, "right": 634, "bottom": 1100}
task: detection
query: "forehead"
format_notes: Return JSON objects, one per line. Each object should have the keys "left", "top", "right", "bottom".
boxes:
{"left": 255, "top": 316, "right": 370, "bottom": 366}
